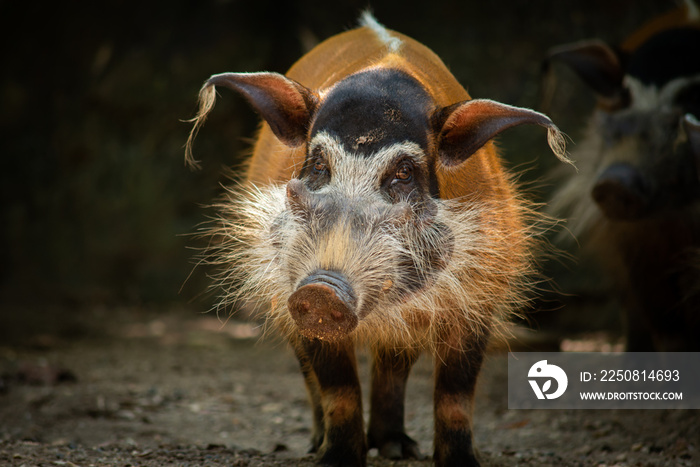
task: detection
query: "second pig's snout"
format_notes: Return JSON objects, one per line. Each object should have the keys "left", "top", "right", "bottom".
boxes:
{"left": 592, "top": 162, "right": 650, "bottom": 220}
{"left": 288, "top": 270, "right": 358, "bottom": 342}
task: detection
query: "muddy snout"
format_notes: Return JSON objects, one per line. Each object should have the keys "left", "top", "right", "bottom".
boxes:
{"left": 592, "top": 162, "right": 650, "bottom": 220}
{"left": 288, "top": 270, "right": 358, "bottom": 342}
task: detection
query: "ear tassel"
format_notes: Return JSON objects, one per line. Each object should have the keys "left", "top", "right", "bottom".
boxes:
{"left": 185, "top": 83, "right": 219, "bottom": 169}
{"left": 547, "top": 125, "right": 575, "bottom": 168}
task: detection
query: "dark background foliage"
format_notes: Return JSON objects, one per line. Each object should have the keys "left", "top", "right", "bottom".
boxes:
{"left": 0, "top": 0, "right": 673, "bottom": 341}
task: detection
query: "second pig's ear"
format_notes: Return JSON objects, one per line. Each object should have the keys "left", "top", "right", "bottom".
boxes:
{"left": 543, "top": 40, "right": 629, "bottom": 110}
{"left": 433, "top": 99, "right": 571, "bottom": 167}
{"left": 186, "top": 72, "right": 317, "bottom": 168}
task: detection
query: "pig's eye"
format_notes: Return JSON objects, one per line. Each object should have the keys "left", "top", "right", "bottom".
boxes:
{"left": 393, "top": 160, "right": 413, "bottom": 183}
{"left": 304, "top": 147, "right": 331, "bottom": 190}
{"left": 313, "top": 157, "right": 327, "bottom": 173}
{"left": 309, "top": 147, "right": 328, "bottom": 175}
{"left": 382, "top": 157, "right": 420, "bottom": 202}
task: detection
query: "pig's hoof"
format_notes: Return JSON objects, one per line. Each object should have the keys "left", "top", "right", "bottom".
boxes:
{"left": 316, "top": 437, "right": 368, "bottom": 467}
{"left": 369, "top": 432, "right": 423, "bottom": 460}
{"left": 317, "top": 448, "right": 366, "bottom": 467}
{"left": 308, "top": 434, "right": 323, "bottom": 453}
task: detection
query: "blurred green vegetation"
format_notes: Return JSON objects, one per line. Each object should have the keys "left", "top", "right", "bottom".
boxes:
{"left": 0, "top": 1, "right": 670, "bottom": 336}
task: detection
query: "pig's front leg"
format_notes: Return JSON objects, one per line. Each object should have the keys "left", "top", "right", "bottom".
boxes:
{"left": 367, "top": 346, "right": 422, "bottom": 459}
{"left": 293, "top": 339, "right": 325, "bottom": 452}
{"left": 432, "top": 329, "right": 489, "bottom": 467}
{"left": 299, "top": 337, "right": 367, "bottom": 467}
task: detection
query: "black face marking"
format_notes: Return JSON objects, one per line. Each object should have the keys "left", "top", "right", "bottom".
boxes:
{"left": 302, "top": 69, "right": 440, "bottom": 197}
{"left": 310, "top": 69, "right": 433, "bottom": 155}
{"left": 626, "top": 28, "right": 700, "bottom": 88}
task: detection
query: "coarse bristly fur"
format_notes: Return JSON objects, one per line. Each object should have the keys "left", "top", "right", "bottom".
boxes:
{"left": 197, "top": 169, "right": 547, "bottom": 354}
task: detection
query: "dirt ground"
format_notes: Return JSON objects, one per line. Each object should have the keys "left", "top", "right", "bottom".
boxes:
{"left": 1, "top": 307, "right": 697, "bottom": 467}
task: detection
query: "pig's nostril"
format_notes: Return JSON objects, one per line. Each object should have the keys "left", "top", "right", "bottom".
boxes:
{"left": 330, "top": 309, "right": 343, "bottom": 321}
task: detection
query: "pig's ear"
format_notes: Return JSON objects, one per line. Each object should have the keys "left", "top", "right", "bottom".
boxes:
{"left": 433, "top": 99, "right": 572, "bottom": 167}
{"left": 543, "top": 40, "right": 629, "bottom": 110}
{"left": 186, "top": 72, "right": 317, "bottom": 168}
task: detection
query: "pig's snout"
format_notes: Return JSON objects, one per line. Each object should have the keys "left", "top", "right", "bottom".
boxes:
{"left": 592, "top": 163, "right": 650, "bottom": 220}
{"left": 288, "top": 270, "right": 358, "bottom": 342}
